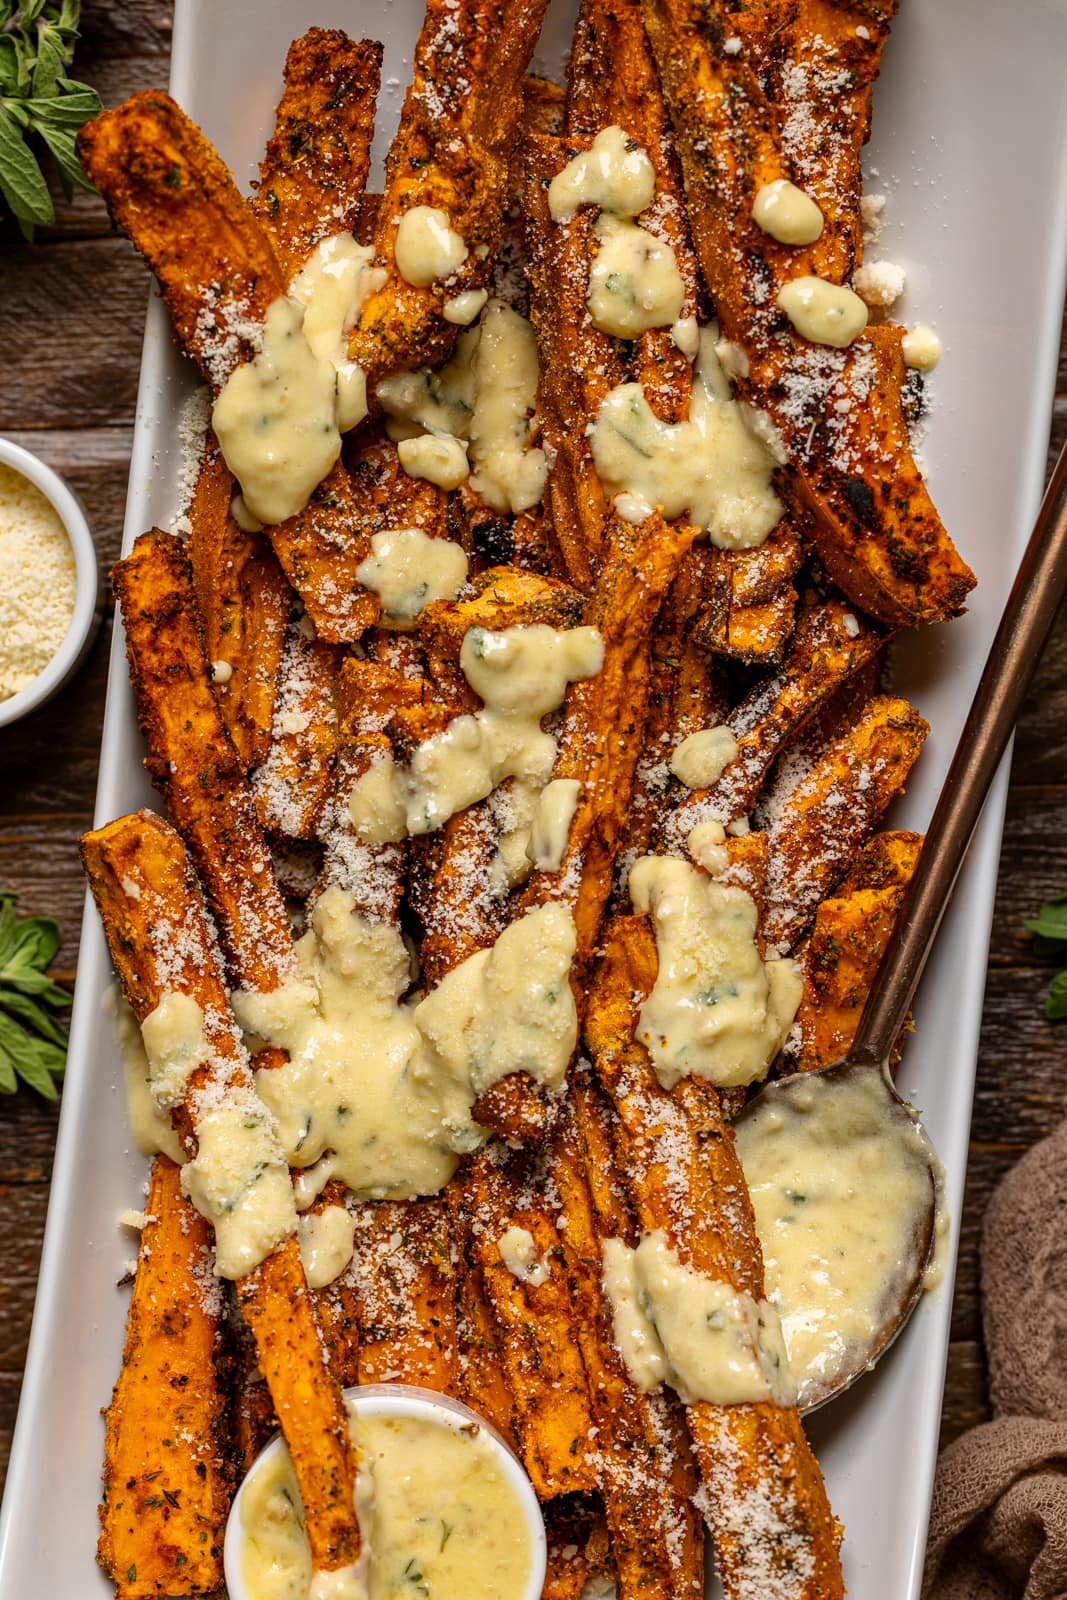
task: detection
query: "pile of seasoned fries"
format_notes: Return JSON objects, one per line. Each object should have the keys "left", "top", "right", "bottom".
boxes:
{"left": 73, "top": 2, "right": 974, "bottom": 1596}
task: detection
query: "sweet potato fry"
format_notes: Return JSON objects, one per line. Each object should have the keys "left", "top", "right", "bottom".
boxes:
{"left": 98, "top": 1157, "right": 232, "bottom": 1600}
{"left": 253, "top": 29, "right": 382, "bottom": 279}
{"left": 77, "top": 93, "right": 285, "bottom": 389}
{"left": 769, "top": 0, "right": 897, "bottom": 281}
{"left": 692, "top": 525, "right": 804, "bottom": 665}
{"left": 458, "top": 1147, "right": 598, "bottom": 1500}
{"left": 543, "top": 1500, "right": 614, "bottom": 1600}
{"left": 349, "top": 1200, "right": 458, "bottom": 1391}
{"left": 520, "top": 513, "right": 700, "bottom": 974}
{"left": 566, "top": 0, "right": 701, "bottom": 427}
{"left": 187, "top": 436, "right": 292, "bottom": 771}
{"left": 447, "top": 1176, "right": 519, "bottom": 1447}
{"left": 585, "top": 915, "right": 844, "bottom": 1599}
{"left": 761, "top": 694, "right": 928, "bottom": 951}
{"left": 640, "top": 0, "right": 975, "bottom": 627}
{"left": 420, "top": 566, "right": 585, "bottom": 663}
{"left": 550, "top": 1073, "right": 704, "bottom": 1600}
{"left": 82, "top": 811, "right": 360, "bottom": 1576}
{"left": 253, "top": 625, "right": 343, "bottom": 841}
{"left": 524, "top": 134, "right": 625, "bottom": 589}
{"left": 663, "top": 596, "right": 884, "bottom": 848}
{"left": 791, "top": 830, "right": 921, "bottom": 1071}
{"left": 349, "top": 0, "right": 551, "bottom": 386}
{"left": 113, "top": 530, "right": 293, "bottom": 993}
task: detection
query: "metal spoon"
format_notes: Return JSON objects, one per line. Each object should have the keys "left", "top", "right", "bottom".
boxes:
{"left": 736, "top": 436, "right": 1067, "bottom": 1414}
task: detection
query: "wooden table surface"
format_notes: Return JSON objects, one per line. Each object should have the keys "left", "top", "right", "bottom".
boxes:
{"left": 1, "top": 0, "right": 1065, "bottom": 1520}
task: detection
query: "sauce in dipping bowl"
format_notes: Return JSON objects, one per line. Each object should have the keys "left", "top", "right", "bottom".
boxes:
{"left": 225, "top": 1385, "right": 547, "bottom": 1600}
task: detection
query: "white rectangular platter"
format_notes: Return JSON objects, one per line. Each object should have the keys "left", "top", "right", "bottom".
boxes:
{"left": 2, "top": 2, "right": 1067, "bottom": 1595}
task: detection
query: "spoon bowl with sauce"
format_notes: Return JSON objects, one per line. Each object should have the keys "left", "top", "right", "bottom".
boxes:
{"left": 737, "top": 437, "right": 1067, "bottom": 1414}
{"left": 225, "top": 1385, "right": 547, "bottom": 1600}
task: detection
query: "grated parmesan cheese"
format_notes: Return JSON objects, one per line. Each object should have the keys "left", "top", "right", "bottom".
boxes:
{"left": 0, "top": 463, "right": 78, "bottom": 702}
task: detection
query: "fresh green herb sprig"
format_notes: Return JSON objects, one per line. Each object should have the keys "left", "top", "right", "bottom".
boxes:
{"left": 0, "top": 0, "right": 100, "bottom": 239}
{"left": 0, "top": 894, "right": 69, "bottom": 1097}
{"left": 1025, "top": 889, "right": 1067, "bottom": 1019}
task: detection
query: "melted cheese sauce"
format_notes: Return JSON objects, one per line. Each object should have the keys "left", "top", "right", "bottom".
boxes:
{"left": 589, "top": 326, "right": 784, "bottom": 548}
{"left": 587, "top": 215, "right": 685, "bottom": 338}
{"left": 527, "top": 777, "right": 580, "bottom": 873}
{"left": 377, "top": 301, "right": 545, "bottom": 512}
{"left": 669, "top": 726, "right": 738, "bottom": 790}
{"left": 239, "top": 1406, "right": 535, "bottom": 1600}
{"left": 347, "top": 624, "right": 603, "bottom": 840}
{"left": 628, "top": 854, "right": 802, "bottom": 1090}
{"left": 903, "top": 324, "right": 943, "bottom": 372}
{"left": 497, "top": 1225, "right": 550, "bottom": 1286}
{"left": 602, "top": 1231, "right": 795, "bottom": 1406}
{"left": 213, "top": 298, "right": 342, "bottom": 527}
{"left": 548, "top": 125, "right": 655, "bottom": 222}
{"left": 735, "top": 1070, "right": 939, "bottom": 1407}
{"left": 181, "top": 1094, "right": 297, "bottom": 1280}
{"left": 213, "top": 233, "right": 382, "bottom": 525}
{"left": 355, "top": 527, "right": 469, "bottom": 626}
{"left": 394, "top": 206, "right": 468, "bottom": 286}
{"left": 752, "top": 179, "right": 824, "bottom": 246}
{"left": 108, "top": 987, "right": 184, "bottom": 1164}
{"left": 297, "top": 1204, "right": 356, "bottom": 1290}
{"left": 290, "top": 234, "right": 381, "bottom": 429}
{"left": 468, "top": 300, "right": 547, "bottom": 513}
{"left": 233, "top": 887, "right": 577, "bottom": 1205}
{"left": 776, "top": 276, "right": 869, "bottom": 348}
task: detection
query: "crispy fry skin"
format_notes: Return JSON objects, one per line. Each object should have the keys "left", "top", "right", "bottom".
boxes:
{"left": 447, "top": 1175, "right": 519, "bottom": 1447}
{"left": 693, "top": 524, "right": 804, "bottom": 665}
{"left": 188, "top": 437, "right": 292, "bottom": 771}
{"left": 253, "top": 626, "right": 343, "bottom": 841}
{"left": 525, "top": 134, "right": 624, "bottom": 589}
{"left": 762, "top": 693, "right": 928, "bottom": 950}
{"left": 792, "top": 829, "right": 920, "bottom": 1071}
{"left": 81, "top": 811, "right": 361, "bottom": 1575}
{"left": 550, "top": 1074, "right": 704, "bottom": 1600}
{"left": 417, "top": 802, "right": 504, "bottom": 989}
{"left": 566, "top": 0, "right": 701, "bottom": 428}
{"left": 585, "top": 915, "right": 844, "bottom": 1598}
{"left": 640, "top": 0, "right": 974, "bottom": 626}
{"left": 348, "top": 0, "right": 551, "bottom": 386}
{"left": 663, "top": 596, "right": 884, "bottom": 848}
{"left": 349, "top": 1200, "right": 458, "bottom": 1391}
{"left": 459, "top": 1147, "right": 598, "bottom": 1500}
{"left": 77, "top": 93, "right": 285, "bottom": 388}
{"left": 421, "top": 566, "right": 585, "bottom": 662}
{"left": 770, "top": 0, "right": 897, "bottom": 280}
{"left": 521, "top": 513, "right": 701, "bottom": 974}
{"left": 98, "top": 1157, "right": 232, "bottom": 1600}
{"left": 113, "top": 530, "right": 293, "bottom": 993}
{"left": 253, "top": 29, "right": 382, "bottom": 278}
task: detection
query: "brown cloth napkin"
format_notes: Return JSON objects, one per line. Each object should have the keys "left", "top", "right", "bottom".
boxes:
{"left": 923, "top": 1118, "right": 1067, "bottom": 1599}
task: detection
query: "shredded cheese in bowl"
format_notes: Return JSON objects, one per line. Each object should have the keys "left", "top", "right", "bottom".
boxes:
{"left": 0, "top": 443, "right": 98, "bottom": 725}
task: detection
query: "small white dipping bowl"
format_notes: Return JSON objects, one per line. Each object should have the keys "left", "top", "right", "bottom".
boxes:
{"left": 0, "top": 436, "right": 101, "bottom": 731}
{"left": 225, "top": 1384, "right": 548, "bottom": 1600}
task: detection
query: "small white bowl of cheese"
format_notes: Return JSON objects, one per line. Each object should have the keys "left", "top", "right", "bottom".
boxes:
{"left": 0, "top": 436, "right": 101, "bottom": 730}
{"left": 225, "top": 1384, "right": 548, "bottom": 1600}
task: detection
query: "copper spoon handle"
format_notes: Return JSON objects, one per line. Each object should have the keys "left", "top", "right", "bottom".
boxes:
{"left": 851, "top": 439, "right": 1067, "bottom": 1068}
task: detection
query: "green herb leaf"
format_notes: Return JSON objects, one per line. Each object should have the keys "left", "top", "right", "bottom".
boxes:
{"left": 0, "top": 0, "right": 99, "bottom": 238}
{"left": 1025, "top": 889, "right": 1067, "bottom": 945}
{"left": 0, "top": 894, "right": 69, "bottom": 1095}
{"left": 0, "top": 102, "right": 53, "bottom": 236}
{"left": 1046, "top": 968, "right": 1067, "bottom": 1021}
